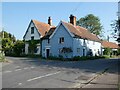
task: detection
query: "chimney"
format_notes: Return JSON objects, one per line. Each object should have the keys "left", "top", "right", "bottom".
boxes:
{"left": 48, "top": 16, "right": 52, "bottom": 26}
{"left": 69, "top": 14, "right": 76, "bottom": 26}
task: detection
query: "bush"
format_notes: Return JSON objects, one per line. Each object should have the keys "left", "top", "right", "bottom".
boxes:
{"left": 103, "top": 48, "right": 112, "bottom": 55}
{"left": 72, "top": 56, "right": 109, "bottom": 61}
{"left": 47, "top": 56, "right": 64, "bottom": 61}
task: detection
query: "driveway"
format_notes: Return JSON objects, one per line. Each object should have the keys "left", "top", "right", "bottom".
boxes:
{"left": 1, "top": 56, "right": 119, "bottom": 88}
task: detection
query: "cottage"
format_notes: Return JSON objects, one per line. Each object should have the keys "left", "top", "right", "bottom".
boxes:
{"left": 23, "top": 17, "right": 54, "bottom": 55}
{"left": 101, "top": 40, "right": 119, "bottom": 55}
{"left": 42, "top": 15, "right": 102, "bottom": 58}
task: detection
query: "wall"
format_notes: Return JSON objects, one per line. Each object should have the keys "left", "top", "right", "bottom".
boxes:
{"left": 24, "top": 22, "right": 41, "bottom": 41}
{"left": 24, "top": 22, "right": 41, "bottom": 54}
{"left": 42, "top": 23, "right": 73, "bottom": 58}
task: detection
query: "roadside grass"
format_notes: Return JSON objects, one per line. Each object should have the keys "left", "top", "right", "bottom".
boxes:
{"left": 5, "top": 53, "right": 120, "bottom": 61}
{"left": 0, "top": 52, "right": 5, "bottom": 62}
{"left": 44, "top": 55, "right": 112, "bottom": 61}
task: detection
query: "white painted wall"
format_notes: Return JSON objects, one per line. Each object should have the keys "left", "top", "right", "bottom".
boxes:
{"left": 42, "top": 23, "right": 73, "bottom": 58}
{"left": 24, "top": 22, "right": 41, "bottom": 54}
{"left": 73, "top": 38, "right": 84, "bottom": 57}
{"left": 86, "top": 40, "right": 101, "bottom": 56}
{"left": 24, "top": 22, "right": 41, "bottom": 41}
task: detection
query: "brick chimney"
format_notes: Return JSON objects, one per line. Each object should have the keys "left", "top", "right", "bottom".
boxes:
{"left": 48, "top": 16, "right": 52, "bottom": 26}
{"left": 69, "top": 14, "right": 76, "bottom": 26}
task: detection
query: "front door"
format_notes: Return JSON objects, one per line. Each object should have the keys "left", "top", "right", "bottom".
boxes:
{"left": 46, "top": 49, "right": 50, "bottom": 58}
{"left": 83, "top": 48, "right": 85, "bottom": 56}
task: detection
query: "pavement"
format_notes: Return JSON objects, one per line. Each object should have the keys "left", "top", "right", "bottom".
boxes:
{"left": 1, "top": 56, "right": 119, "bottom": 88}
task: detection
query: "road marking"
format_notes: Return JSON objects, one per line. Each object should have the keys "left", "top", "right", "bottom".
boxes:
{"left": 23, "top": 67, "right": 29, "bottom": 70}
{"left": 30, "top": 66, "right": 35, "bottom": 69}
{"left": 3, "top": 71, "right": 12, "bottom": 73}
{"left": 15, "top": 66, "right": 20, "bottom": 68}
{"left": 27, "top": 71, "right": 61, "bottom": 82}
{"left": 15, "top": 69, "right": 22, "bottom": 71}
{"left": 18, "top": 83, "right": 22, "bottom": 85}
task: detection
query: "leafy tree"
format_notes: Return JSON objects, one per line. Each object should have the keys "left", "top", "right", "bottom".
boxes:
{"left": 76, "top": 14, "right": 103, "bottom": 36}
{"left": 2, "top": 38, "right": 14, "bottom": 55}
{"left": 0, "top": 30, "right": 16, "bottom": 55}
{"left": 27, "top": 40, "right": 39, "bottom": 54}
{"left": 110, "top": 20, "right": 120, "bottom": 46}
{"left": 110, "top": 20, "right": 119, "bottom": 39}
{"left": 13, "top": 40, "right": 25, "bottom": 56}
{"left": 103, "top": 47, "right": 112, "bottom": 56}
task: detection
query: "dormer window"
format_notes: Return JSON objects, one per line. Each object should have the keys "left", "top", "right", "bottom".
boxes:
{"left": 31, "top": 36, "right": 34, "bottom": 40}
{"left": 31, "top": 27, "right": 34, "bottom": 34}
{"left": 59, "top": 37, "right": 64, "bottom": 44}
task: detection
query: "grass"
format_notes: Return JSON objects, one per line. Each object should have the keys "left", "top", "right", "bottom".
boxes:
{"left": 0, "top": 52, "right": 5, "bottom": 62}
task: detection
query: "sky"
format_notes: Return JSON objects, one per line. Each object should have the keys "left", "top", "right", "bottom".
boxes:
{"left": 2, "top": 2, "right": 118, "bottom": 42}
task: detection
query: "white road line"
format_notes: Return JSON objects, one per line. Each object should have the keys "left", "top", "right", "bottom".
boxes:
{"left": 15, "top": 69, "right": 22, "bottom": 71}
{"left": 18, "top": 83, "right": 22, "bottom": 85}
{"left": 27, "top": 71, "right": 61, "bottom": 82}
{"left": 3, "top": 71, "right": 12, "bottom": 73}
{"left": 30, "top": 66, "right": 35, "bottom": 69}
{"left": 23, "top": 67, "right": 29, "bottom": 70}
{"left": 15, "top": 66, "right": 20, "bottom": 68}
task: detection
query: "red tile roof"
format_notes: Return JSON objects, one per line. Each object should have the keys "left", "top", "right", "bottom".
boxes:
{"left": 101, "top": 40, "right": 119, "bottom": 49}
{"left": 62, "top": 21, "right": 101, "bottom": 42}
{"left": 32, "top": 20, "right": 53, "bottom": 36}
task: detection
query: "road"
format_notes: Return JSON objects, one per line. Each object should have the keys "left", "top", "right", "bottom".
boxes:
{"left": 1, "top": 57, "right": 119, "bottom": 88}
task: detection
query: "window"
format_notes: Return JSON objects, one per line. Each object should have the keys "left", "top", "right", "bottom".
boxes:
{"left": 34, "top": 47, "right": 38, "bottom": 53}
{"left": 93, "top": 41, "right": 95, "bottom": 45}
{"left": 59, "top": 37, "right": 64, "bottom": 44}
{"left": 87, "top": 40, "right": 89, "bottom": 44}
{"left": 31, "top": 36, "right": 34, "bottom": 40}
{"left": 31, "top": 27, "right": 34, "bottom": 34}
{"left": 48, "top": 39, "right": 50, "bottom": 44}
{"left": 77, "top": 48, "right": 80, "bottom": 53}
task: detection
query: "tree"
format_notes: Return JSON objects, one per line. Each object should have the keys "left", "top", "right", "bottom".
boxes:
{"left": 0, "top": 30, "right": 16, "bottom": 55}
{"left": 27, "top": 40, "right": 39, "bottom": 54}
{"left": 13, "top": 40, "right": 25, "bottom": 56}
{"left": 2, "top": 38, "right": 14, "bottom": 55}
{"left": 110, "top": 20, "right": 120, "bottom": 46}
{"left": 103, "top": 47, "right": 112, "bottom": 56}
{"left": 110, "top": 20, "right": 119, "bottom": 38}
{"left": 76, "top": 14, "right": 103, "bottom": 36}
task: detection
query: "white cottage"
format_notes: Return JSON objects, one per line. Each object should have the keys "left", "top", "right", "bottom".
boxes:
{"left": 23, "top": 17, "right": 54, "bottom": 55}
{"left": 42, "top": 15, "right": 102, "bottom": 58}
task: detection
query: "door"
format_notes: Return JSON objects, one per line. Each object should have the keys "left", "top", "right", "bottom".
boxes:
{"left": 46, "top": 49, "right": 50, "bottom": 58}
{"left": 83, "top": 48, "right": 85, "bottom": 56}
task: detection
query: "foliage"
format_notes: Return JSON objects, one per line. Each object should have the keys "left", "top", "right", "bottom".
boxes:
{"left": 27, "top": 40, "right": 40, "bottom": 54}
{"left": 2, "top": 38, "right": 14, "bottom": 55}
{"left": 0, "top": 52, "right": 5, "bottom": 62}
{"left": 13, "top": 40, "right": 25, "bottom": 56}
{"left": 72, "top": 56, "right": 107, "bottom": 61}
{"left": 76, "top": 14, "right": 103, "bottom": 36}
{"left": 110, "top": 20, "right": 119, "bottom": 40}
{"left": 117, "top": 48, "right": 120, "bottom": 55}
{"left": 0, "top": 31, "right": 16, "bottom": 42}
{"left": 103, "top": 48, "right": 112, "bottom": 56}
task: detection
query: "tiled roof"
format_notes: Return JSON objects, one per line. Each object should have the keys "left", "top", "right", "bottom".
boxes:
{"left": 62, "top": 21, "right": 101, "bottom": 42}
{"left": 32, "top": 20, "right": 52, "bottom": 37}
{"left": 42, "top": 27, "right": 56, "bottom": 39}
{"left": 101, "top": 40, "right": 119, "bottom": 49}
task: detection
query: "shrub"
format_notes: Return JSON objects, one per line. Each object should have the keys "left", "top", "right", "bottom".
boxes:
{"left": 103, "top": 48, "right": 112, "bottom": 55}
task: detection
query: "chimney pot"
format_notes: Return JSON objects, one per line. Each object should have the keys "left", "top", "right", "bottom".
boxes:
{"left": 69, "top": 14, "right": 76, "bottom": 26}
{"left": 48, "top": 16, "right": 52, "bottom": 26}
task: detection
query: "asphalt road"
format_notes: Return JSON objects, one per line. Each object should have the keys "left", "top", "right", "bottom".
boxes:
{"left": 2, "top": 57, "right": 119, "bottom": 88}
